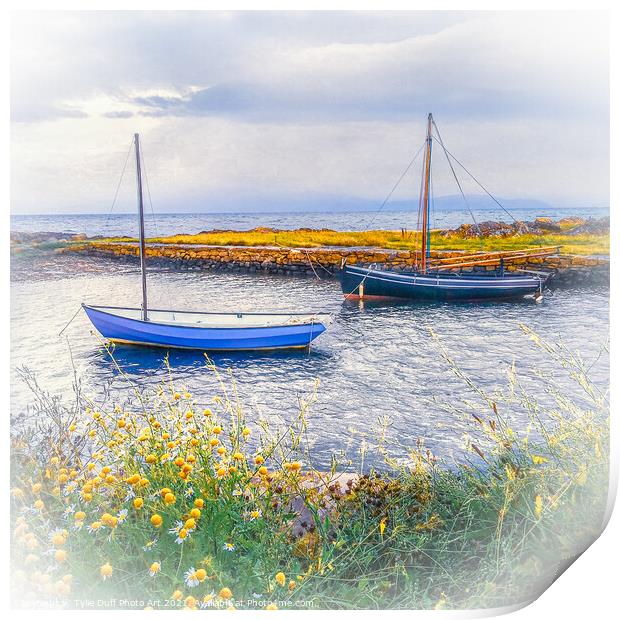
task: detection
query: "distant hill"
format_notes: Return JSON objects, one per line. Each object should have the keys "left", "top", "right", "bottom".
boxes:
{"left": 176, "top": 192, "right": 557, "bottom": 214}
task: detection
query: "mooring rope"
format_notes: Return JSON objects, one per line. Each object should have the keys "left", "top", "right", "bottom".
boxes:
{"left": 340, "top": 263, "right": 378, "bottom": 303}
{"left": 303, "top": 249, "right": 322, "bottom": 280}
{"left": 58, "top": 304, "right": 84, "bottom": 337}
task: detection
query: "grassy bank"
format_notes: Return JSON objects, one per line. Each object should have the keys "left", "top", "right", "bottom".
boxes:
{"left": 10, "top": 328, "right": 609, "bottom": 610}
{"left": 95, "top": 229, "right": 609, "bottom": 256}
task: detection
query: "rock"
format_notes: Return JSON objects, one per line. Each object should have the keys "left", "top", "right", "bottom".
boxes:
{"left": 565, "top": 216, "right": 610, "bottom": 236}
{"left": 532, "top": 218, "right": 561, "bottom": 232}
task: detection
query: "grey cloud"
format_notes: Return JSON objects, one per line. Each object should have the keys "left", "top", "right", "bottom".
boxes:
{"left": 12, "top": 103, "right": 89, "bottom": 123}
{"left": 9, "top": 11, "right": 609, "bottom": 212}
{"left": 101, "top": 110, "right": 134, "bottom": 119}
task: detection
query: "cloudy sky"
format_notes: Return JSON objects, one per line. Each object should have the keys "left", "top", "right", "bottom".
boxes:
{"left": 11, "top": 10, "right": 609, "bottom": 214}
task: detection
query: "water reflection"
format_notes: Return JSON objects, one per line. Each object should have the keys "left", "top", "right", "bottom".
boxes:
{"left": 11, "top": 252, "right": 609, "bottom": 470}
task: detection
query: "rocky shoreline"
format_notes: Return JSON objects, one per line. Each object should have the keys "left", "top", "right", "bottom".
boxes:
{"left": 56, "top": 240, "right": 608, "bottom": 286}
{"left": 11, "top": 217, "right": 610, "bottom": 287}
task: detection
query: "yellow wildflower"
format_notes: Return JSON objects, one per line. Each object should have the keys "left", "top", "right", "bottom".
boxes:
{"left": 379, "top": 517, "right": 387, "bottom": 538}
{"left": 535, "top": 495, "right": 543, "bottom": 519}
{"left": 100, "top": 563, "right": 113, "bottom": 580}
{"left": 51, "top": 533, "right": 66, "bottom": 547}
{"left": 55, "top": 549, "right": 67, "bottom": 562}
{"left": 275, "top": 572, "right": 286, "bottom": 587}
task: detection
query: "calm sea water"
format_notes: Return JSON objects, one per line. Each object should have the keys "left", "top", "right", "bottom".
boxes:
{"left": 10, "top": 222, "right": 609, "bottom": 469}
{"left": 10, "top": 206, "right": 608, "bottom": 238}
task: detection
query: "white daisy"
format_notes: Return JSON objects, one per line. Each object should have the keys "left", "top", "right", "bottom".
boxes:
{"left": 223, "top": 542, "right": 235, "bottom": 552}
{"left": 149, "top": 561, "right": 161, "bottom": 577}
{"left": 63, "top": 482, "right": 78, "bottom": 496}
{"left": 117, "top": 509, "right": 128, "bottom": 523}
{"left": 63, "top": 505, "right": 76, "bottom": 518}
{"left": 168, "top": 521, "right": 183, "bottom": 536}
{"left": 200, "top": 593, "right": 216, "bottom": 608}
{"left": 184, "top": 567, "right": 199, "bottom": 588}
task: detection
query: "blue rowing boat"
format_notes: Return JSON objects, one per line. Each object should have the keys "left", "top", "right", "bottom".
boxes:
{"left": 83, "top": 134, "right": 329, "bottom": 351}
{"left": 340, "top": 113, "right": 553, "bottom": 302}
{"left": 83, "top": 305, "right": 327, "bottom": 351}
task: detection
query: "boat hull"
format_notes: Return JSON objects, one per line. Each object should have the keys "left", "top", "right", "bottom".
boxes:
{"left": 341, "top": 265, "right": 545, "bottom": 301}
{"left": 83, "top": 305, "right": 327, "bottom": 351}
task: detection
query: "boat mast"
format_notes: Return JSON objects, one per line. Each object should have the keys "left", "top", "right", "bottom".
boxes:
{"left": 420, "top": 113, "right": 433, "bottom": 273}
{"left": 134, "top": 133, "right": 148, "bottom": 321}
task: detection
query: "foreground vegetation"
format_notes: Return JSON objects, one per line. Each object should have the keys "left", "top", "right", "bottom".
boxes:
{"left": 10, "top": 328, "right": 609, "bottom": 610}
{"left": 93, "top": 228, "right": 609, "bottom": 256}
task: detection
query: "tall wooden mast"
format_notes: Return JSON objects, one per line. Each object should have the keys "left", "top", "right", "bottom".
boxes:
{"left": 420, "top": 113, "right": 433, "bottom": 273}
{"left": 134, "top": 133, "right": 148, "bottom": 321}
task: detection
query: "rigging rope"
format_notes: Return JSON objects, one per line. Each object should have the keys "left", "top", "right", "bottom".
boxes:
{"left": 139, "top": 142, "right": 159, "bottom": 238}
{"left": 366, "top": 140, "right": 426, "bottom": 229}
{"left": 103, "top": 138, "right": 134, "bottom": 235}
{"left": 431, "top": 137, "right": 519, "bottom": 224}
{"left": 431, "top": 120, "right": 485, "bottom": 248}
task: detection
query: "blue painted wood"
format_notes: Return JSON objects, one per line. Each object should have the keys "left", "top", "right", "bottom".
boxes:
{"left": 341, "top": 265, "right": 547, "bottom": 301}
{"left": 83, "top": 305, "right": 326, "bottom": 351}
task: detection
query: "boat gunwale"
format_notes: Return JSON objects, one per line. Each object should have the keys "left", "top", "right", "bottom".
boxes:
{"left": 82, "top": 304, "right": 328, "bottom": 331}
{"left": 344, "top": 265, "right": 548, "bottom": 283}
{"left": 342, "top": 266, "right": 544, "bottom": 289}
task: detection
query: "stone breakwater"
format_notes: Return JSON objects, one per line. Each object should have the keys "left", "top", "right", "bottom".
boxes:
{"left": 61, "top": 242, "right": 609, "bottom": 286}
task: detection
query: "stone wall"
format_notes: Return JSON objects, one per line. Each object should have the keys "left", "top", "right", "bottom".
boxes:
{"left": 61, "top": 242, "right": 609, "bottom": 285}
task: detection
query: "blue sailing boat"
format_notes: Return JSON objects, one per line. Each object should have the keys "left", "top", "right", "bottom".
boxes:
{"left": 83, "top": 134, "right": 328, "bottom": 351}
{"left": 341, "top": 114, "right": 553, "bottom": 302}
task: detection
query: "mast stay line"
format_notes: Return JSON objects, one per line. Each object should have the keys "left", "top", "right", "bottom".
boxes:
{"left": 431, "top": 119, "right": 484, "bottom": 247}
{"left": 134, "top": 133, "right": 148, "bottom": 322}
{"left": 433, "top": 138, "right": 520, "bottom": 224}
